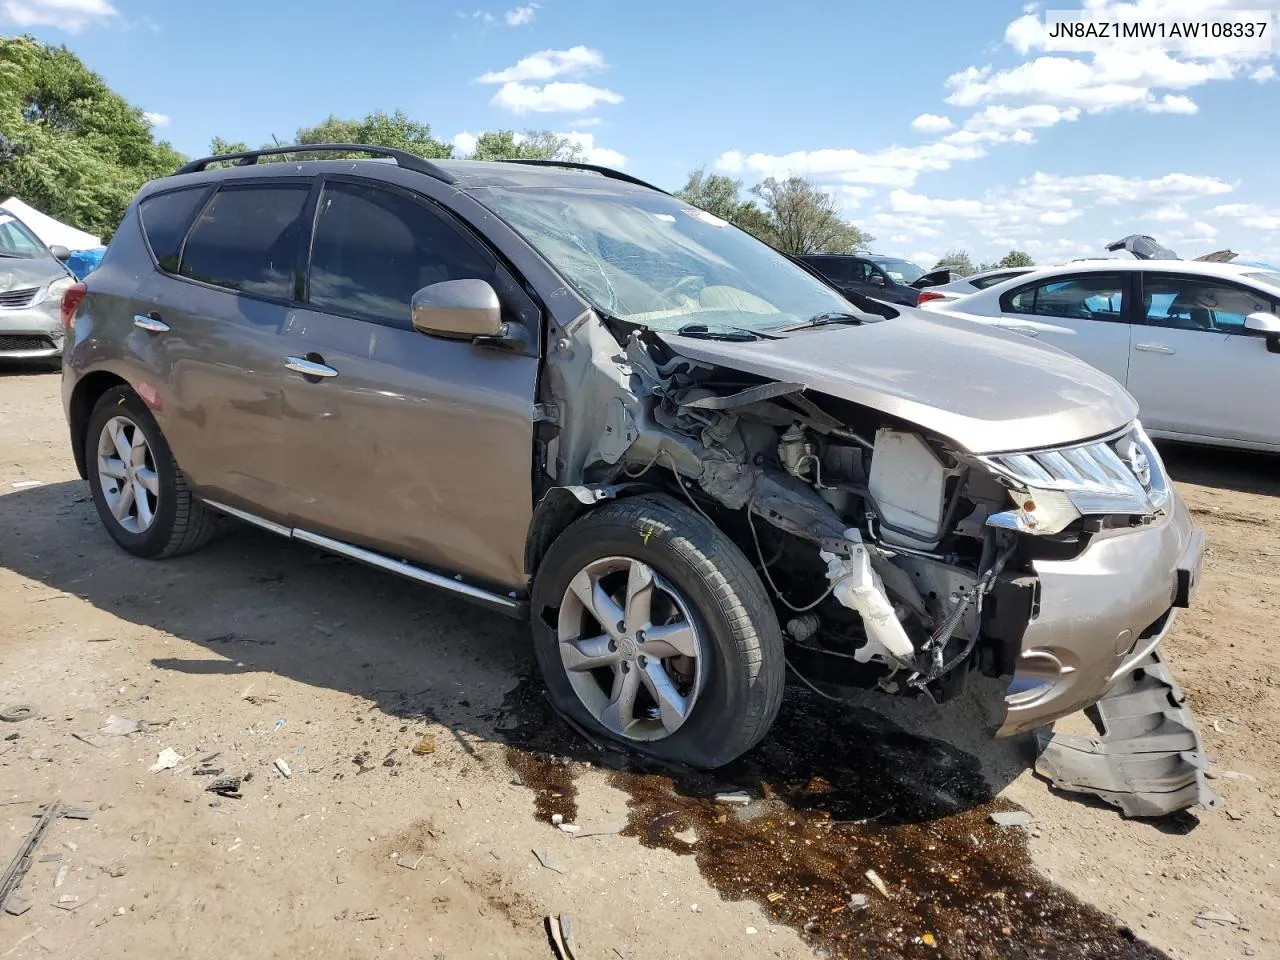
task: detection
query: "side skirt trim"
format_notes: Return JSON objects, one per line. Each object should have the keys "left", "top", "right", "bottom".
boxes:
{"left": 202, "top": 500, "right": 525, "bottom": 618}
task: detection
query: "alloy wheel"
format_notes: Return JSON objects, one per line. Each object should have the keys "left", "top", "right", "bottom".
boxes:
{"left": 96, "top": 415, "right": 160, "bottom": 535}
{"left": 556, "top": 556, "right": 706, "bottom": 742}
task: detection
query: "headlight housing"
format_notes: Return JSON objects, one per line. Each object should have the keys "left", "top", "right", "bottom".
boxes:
{"left": 979, "top": 422, "right": 1170, "bottom": 535}
{"left": 40, "top": 275, "right": 76, "bottom": 306}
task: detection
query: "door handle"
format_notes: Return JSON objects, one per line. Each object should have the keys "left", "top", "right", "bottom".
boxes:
{"left": 1135, "top": 342, "right": 1176, "bottom": 355}
{"left": 133, "top": 314, "right": 169, "bottom": 333}
{"left": 1005, "top": 324, "right": 1040, "bottom": 337}
{"left": 284, "top": 356, "right": 339, "bottom": 378}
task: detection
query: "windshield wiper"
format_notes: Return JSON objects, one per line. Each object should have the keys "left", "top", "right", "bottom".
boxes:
{"left": 775, "top": 311, "right": 867, "bottom": 333}
{"left": 674, "top": 322, "right": 768, "bottom": 342}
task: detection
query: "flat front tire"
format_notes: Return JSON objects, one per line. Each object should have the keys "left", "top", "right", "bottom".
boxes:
{"left": 531, "top": 494, "right": 785, "bottom": 768}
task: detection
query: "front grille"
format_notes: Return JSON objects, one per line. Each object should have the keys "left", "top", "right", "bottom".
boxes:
{"left": 0, "top": 287, "right": 39, "bottom": 309}
{"left": 0, "top": 334, "right": 53, "bottom": 353}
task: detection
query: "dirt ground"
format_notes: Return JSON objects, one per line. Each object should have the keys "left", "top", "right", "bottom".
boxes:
{"left": 1, "top": 368, "right": 1276, "bottom": 960}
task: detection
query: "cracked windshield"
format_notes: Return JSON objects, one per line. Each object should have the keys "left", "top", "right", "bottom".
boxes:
{"left": 479, "top": 185, "right": 853, "bottom": 332}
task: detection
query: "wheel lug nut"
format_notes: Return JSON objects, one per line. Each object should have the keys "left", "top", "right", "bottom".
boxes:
{"left": 637, "top": 655, "right": 647, "bottom": 668}
{"left": 616, "top": 621, "right": 626, "bottom": 633}
{"left": 636, "top": 630, "right": 646, "bottom": 643}
{"left": 608, "top": 639, "right": 617, "bottom": 652}
{"left": 621, "top": 662, "right": 630, "bottom": 673}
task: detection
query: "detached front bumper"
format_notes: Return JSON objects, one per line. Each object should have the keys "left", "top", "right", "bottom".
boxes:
{"left": 999, "top": 491, "right": 1203, "bottom": 737}
{"left": 0, "top": 300, "right": 64, "bottom": 359}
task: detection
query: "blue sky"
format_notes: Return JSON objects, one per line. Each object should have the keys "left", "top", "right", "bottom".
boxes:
{"left": 4, "top": 0, "right": 1279, "bottom": 266}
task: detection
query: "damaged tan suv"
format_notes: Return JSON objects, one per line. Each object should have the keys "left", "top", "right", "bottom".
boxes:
{"left": 62, "top": 145, "right": 1216, "bottom": 816}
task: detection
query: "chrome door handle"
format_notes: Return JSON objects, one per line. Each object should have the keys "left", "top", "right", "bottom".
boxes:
{"left": 1005, "top": 324, "right": 1040, "bottom": 337}
{"left": 284, "top": 356, "right": 338, "bottom": 378}
{"left": 1135, "top": 342, "right": 1176, "bottom": 355}
{"left": 133, "top": 315, "right": 169, "bottom": 333}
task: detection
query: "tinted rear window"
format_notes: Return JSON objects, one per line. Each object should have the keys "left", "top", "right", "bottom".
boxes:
{"left": 179, "top": 185, "right": 310, "bottom": 299}
{"left": 139, "top": 187, "right": 210, "bottom": 273}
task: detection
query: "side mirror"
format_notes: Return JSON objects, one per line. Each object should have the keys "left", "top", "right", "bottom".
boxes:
{"left": 411, "top": 279, "right": 505, "bottom": 340}
{"left": 869, "top": 274, "right": 886, "bottom": 287}
{"left": 48, "top": 244, "right": 70, "bottom": 261}
{"left": 1244, "top": 311, "right": 1280, "bottom": 335}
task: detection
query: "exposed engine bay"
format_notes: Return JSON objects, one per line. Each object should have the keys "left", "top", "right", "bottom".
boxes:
{"left": 543, "top": 322, "right": 1053, "bottom": 706}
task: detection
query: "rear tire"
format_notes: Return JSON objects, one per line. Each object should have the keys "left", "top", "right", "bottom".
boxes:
{"left": 531, "top": 494, "right": 784, "bottom": 768}
{"left": 85, "top": 386, "right": 217, "bottom": 559}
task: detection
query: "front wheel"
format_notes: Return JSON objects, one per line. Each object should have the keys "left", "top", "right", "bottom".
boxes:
{"left": 531, "top": 494, "right": 785, "bottom": 768}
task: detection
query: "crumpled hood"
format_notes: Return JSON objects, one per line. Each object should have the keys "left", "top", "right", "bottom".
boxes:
{"left": 0, "top": 256, "right": 68, "bottom": 292}
{"left": 661, "top": 309, "right": 1138, "bottom": 454}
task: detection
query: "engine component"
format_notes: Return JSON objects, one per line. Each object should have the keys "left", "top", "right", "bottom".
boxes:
{"left": 820, "top": 529, "right": 916, "bottom": 666}
{"left": 778, "top": 425, "right": 816, "bottom": 480}
{"left": 786, "top": 613, "right": 821, "bottom": 643}
{"left": 868, "top": 430, "right": 957, "bottom": 547}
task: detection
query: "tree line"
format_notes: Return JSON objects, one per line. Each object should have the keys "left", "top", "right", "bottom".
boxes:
{"left": 0, "top": 33, "right": 1032, "bottom": 271}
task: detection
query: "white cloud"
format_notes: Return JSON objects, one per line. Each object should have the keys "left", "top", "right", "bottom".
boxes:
{"left": 1252, "top": 64, "right": 1276, "bottom": 82}
{"left": 1038, "top": 209, "right": 1082, "bottom": 226}
{"left": 714, "top": 140, "right": 986, "bottom": 190}
{"left": 1023, "top": 171, "right": 1233, "bottom": 204}
{"left": 490, "top": 81, "right": 622, "bottom": 114}
{"left": 0, "top": 0, "right": 115, "bottom": 31}
{"left": 142, "top": 111, "right": 169, "bottom": 128}
{"left": 478, "top": 46, "right": 621, "bottom": 115}
{"left": 451, "top": 131, "right": 479, "bottom": 156}
{"left": 563, "top": 131, "right": 626, "bottom": 168}
{"left": 910, "top": 113, "right": 954, "bottom": 133}
{"left": 910, "top": 251, "right": 940, "bottom": 268}
{"left": 1148, "top": 204, "right": 1189, "bottom": 221}
{"left": 947, "top": 4, "right": 1277, "bottom": 117}
{"left": 889, "top": 189, "right": 988, "bottom": 217}
{"left": 478, "top": 46, "right": 604, "bottom": 84}
{"left": 1209, "top": 202, "right": 1280, "bottom": 231}
{"left": 567, "top": 116, "right": 603, "bottom": 127}
{"left": 504, "top": 4, "right": 536, "bottom": 26}
{"left": 1148, "top": 93, "right": 1198, "bottom": 114}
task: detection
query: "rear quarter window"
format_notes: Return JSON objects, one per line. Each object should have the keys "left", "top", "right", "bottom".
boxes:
{"left": 138, "top": 187, "right": 211, "bottom": 273}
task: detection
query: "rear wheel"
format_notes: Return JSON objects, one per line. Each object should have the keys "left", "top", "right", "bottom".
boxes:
{"left": 85, "top": 386, "right": 216, "bottom": 559}
{"left": 531, "top": 494, "right": 784, "bottom": 768}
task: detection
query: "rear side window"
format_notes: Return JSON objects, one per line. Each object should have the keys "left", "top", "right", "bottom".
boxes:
{"left": 138, "top": 187, "right": 210, "bottom": 272}
{"left": 307, "top": 180, "right": 496, "bottom": 327}
{"left": 179, "top": 184, "right": 310, "bottom": 300}
{"left": 970, "top": 271, "right": 1016, "bottom": 290}
{"left": 1003, "top": 274, "right": 1126, "bottom": 322}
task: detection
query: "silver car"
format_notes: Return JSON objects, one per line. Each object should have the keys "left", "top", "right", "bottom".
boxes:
{"left": 61, "top": 144, "right": 1215, "bottom": 816}
{"left": 0, "top": 209, "right": 77, "bottom": 363}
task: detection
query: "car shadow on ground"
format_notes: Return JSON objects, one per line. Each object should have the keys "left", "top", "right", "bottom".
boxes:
{"left": 1159, "top": 440, "right": 1279, "bottom": 498}
{"left": 2, "top": 478, "right": 1191, "bottom": 958}
{"left": 2, "top": 478, "right": 1030, "bottom": 823}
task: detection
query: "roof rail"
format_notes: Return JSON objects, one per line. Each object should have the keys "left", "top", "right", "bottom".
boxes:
{"left": 499, "top": 158, "right": 668, "bottom": 195}
{"left": 174, "top": 143, "right": 457, "bottom": 183}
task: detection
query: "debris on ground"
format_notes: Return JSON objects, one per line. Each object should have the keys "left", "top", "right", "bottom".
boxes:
{"left": 551, "top": 813, "right": 564, "bottom": 826}
{"left": 149, "top": 748, "right": 183, "bottom": 772}
{"left": 546, "top": 913, "right": 579, "bottom": 960}
{"left": 100, "top": 716, "right": 142, "bottom": 737}
{"left": 3, "top": 894, "right": 31, "bottom": 916}
{"left": 0, "top": 705, "right": 36, "bottom": 723}
{"left": 397, "top": 855, "right": 424, "bottom": 871}
{"left": 412, "top": 735, "right": 436, "bottom": 756}
{"left": 274, "top": 758, "right": 292, "bottom": 779}
{"left": 334, "top": 909, "right": 379, "bottom": 921}
{"left": 864, "top": 869, "right": 891, "bottom": 899}
{"left": 558, "top": 823, "right": 582, "bottom": 835}
{"left": 53, "top": 863, "right": 68, "bottom": 889}
{"left": 672, "top": 827, "right": 698, "bottom": 845}
{"left": 70, "top": 732, "right": 101, "bottom": 748}
{"left": 1194, "top": 909, "right": 1242, "bottom": 927}
{"left": 0, "top": 800, "right": 61, "bottom": 913}
{"left": 848, "top": 893, "right": 869, "bottom": 911}
{"left": 989, "top": 810, "right": 1036, "bottom": 828}
{"left": 205, "top": 776, "right": 243, "bottom": 798}
{"left": 714, "top": 791, "right": 751, "bottom": 806}
{"left": 533, "top": 850, "right": 567, "bottom": 874}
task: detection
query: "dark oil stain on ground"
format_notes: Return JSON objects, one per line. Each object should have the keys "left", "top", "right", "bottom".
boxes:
{"left": 499, "top": 679, "right": 1169, "bottom": 960}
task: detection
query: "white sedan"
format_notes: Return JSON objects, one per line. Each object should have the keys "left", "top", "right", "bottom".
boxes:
{"left": 916, "top": 265, "right": 1036, "bottom": 305}
{"left": 924, "top": 259, "right": 1280, "bottom": 451}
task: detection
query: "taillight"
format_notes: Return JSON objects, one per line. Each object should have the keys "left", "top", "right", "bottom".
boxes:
{"left": 916, "top": 291, "right": 946, "bottom": 304}
{"left": 61, "top": 282, "right": 87, "bottom": 330}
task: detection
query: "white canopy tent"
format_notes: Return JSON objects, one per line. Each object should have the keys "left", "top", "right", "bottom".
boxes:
{"left": 0, "top": 196, "right": 101, "bottom": 249}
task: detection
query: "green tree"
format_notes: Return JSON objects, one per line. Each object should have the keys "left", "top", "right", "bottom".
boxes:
{"left": 209, "top": 136, "right": 249, "bottom": 155}
{"left": 997, "top": 250, "right": 1035, "bottom": 268}
{"left": 293, "top": 110, "right": 452, "bottom": 159}
{"left": 933, "top": 249, "right": 976, "bottom": 277}
{"left": 469, "top": 130, "right": 583, "bottom": 161}
{"left": 675, "top": 167, "right": 773, "bottom": 240}
{"left": 0, "top": 35, "right": 184, "bottom": 240}
{"left": 750, "top": 176, "right": 873, "bottom": 255}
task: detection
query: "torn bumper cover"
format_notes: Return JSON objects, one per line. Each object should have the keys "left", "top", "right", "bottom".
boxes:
{"left": 1034, "top": 651, "right": 1220, "bottom": 817}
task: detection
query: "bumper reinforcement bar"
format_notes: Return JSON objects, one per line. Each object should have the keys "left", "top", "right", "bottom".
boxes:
{"left": 1033, "top": 651, "right": 1221, "bottom": 818}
